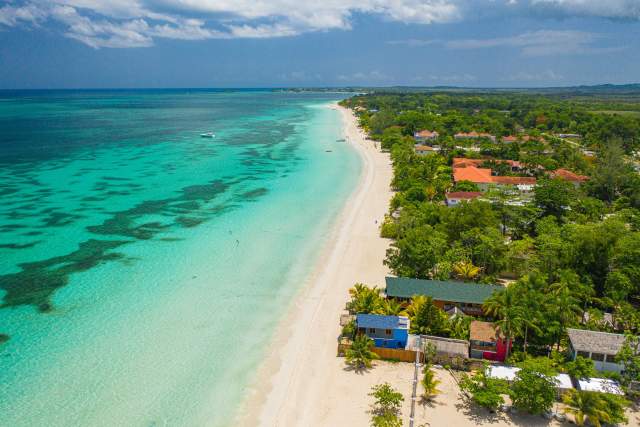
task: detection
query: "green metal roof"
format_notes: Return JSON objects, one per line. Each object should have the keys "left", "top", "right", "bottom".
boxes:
{"left": 385, "top": 277, "right": 503, "bottom": 304}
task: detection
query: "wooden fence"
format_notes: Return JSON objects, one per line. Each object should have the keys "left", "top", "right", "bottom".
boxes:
{"left": 337, "top": 340, "right": 421, "bottom": 363}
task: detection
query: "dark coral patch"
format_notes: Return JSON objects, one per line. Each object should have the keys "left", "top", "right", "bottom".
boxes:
{"left": 0, "top": 241, "right": 41, "bottom": 250}
{"left": 176, "top": 216, "right": 205, "bottom": 228}
{"left": 0, "top": 239, "right": 130, "bottom": 311}
{"left": 241, "top": 188, "right": 268, "bottom": 200}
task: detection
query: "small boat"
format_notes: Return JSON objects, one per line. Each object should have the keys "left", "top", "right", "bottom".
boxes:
{"left": 200, "top": 132, "right": 215, "bottom": 138}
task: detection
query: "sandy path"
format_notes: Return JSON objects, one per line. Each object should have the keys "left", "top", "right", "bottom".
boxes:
{"left": 236, "top": 104, "right": 393, "bottom": 426}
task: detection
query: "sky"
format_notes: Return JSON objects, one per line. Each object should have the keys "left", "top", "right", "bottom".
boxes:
{"left": 0, "top": 0, "right": 639, "bottom": 89}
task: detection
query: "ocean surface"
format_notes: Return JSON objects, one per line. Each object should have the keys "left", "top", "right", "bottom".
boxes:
{"left": 0, "top": 89, "right": 361, "bottom": 426}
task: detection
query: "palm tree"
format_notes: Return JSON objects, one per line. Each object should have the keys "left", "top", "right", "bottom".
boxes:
{"left": 346, "top": 284, "right": 382, "bottom": 314}
{"left": 549, "top": 279, "right": 582, "bottom": 349}
{"left": 345, "top": 334, "right": 379, "bottom": 370}
{"left": 379, "top": 299, "right": 406, "bottom": 316}
{"left": 452, "top": 260, "right": 481, "bottom": 281}
{"left": 563, "top": 390, "right": 611, "bottom": 427}
{"left": 421, "top": 364, "right": 440, "bottom": 401}
{"left": 484, "top": 288, "right": 525, "bottom": 360}
{"left": 405, "top": 295, "right": 427, "bottom": 319}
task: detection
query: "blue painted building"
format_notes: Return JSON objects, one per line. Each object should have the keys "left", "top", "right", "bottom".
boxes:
{"left": 356, "top": 314, "right": 410, "bottom": 349}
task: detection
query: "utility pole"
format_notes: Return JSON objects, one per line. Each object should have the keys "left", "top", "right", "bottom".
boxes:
{"left": 409, "top": 336, "right": 421, "bottom": 427}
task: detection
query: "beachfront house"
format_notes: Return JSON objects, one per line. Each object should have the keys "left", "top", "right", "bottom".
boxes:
{"left": 454, "top": 131, "right": 496, "bottom": 142}
{"left": 445, "top": 191, "right": 483, "bottom": 206}
{"left": 453, "top": 157, "right": 523, "bottom": 173}
{"left": 356, "top": 314, "right": 409, "bottom": 349}
{"left": 453, "top": 166, "right": 493, "bottom": 191}
{"left": 453, "top": 166, "right": 536, "bottom": 193}
{"left": 469, "top": 320, "right": 511, "bottom": 362}
{"left": 385, "top": 277, "right": 502, "bottom": 316}
{"left": 414, "top": 145, "right": 437, "bottom": 156}
{"left": 566, "top": 328, "right": 629, "bottom": 373}
{"left": 414, "top": 129, "right": 439, "bottom": 142}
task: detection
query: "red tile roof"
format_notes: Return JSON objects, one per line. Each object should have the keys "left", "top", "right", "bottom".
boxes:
{"left": 415, "top": 130, "right": 439, "bottom": 138}
{"left": 502, "top": 135, "right": 518, "bottom": 143}
{"left": 550, "top": 168, "right": 589, "bottom": 183}
{"left": 453, "top": 157, "right": 522, "bottom": 169}
{"left": 415, "top": 145, "right": 434, "bottom": 152}
{"left": 453, "top": 167, "right": 493, "bottom": 183}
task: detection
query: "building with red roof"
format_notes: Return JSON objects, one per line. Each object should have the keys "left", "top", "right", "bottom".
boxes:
{"left": 454, "top": 132, "right": 496, "bottom": 142}
{"left": 550, "top": 168, "right": 589, "bottom": 187}
{"left": 414, "top": 130, "right": 439, "bottom": 141}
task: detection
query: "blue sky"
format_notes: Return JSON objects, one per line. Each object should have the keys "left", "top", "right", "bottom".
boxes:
{"left": 1, "top": 0, "right": 639, "bottom": 88}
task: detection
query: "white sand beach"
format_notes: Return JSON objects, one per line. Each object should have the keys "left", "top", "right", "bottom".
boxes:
{"left": 236, "top": 104, "right": 394, "bottom": 426}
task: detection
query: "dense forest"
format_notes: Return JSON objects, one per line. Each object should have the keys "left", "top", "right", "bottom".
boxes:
{"left": 340, "top": 91, "right": 640, "bottom": 357}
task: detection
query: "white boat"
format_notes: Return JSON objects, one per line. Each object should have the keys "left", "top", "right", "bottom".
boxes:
{"left": 200, "top": 132, "right": 215, "bottom": 138}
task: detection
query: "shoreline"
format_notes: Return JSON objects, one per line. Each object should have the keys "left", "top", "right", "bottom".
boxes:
{"left": 235, "top": 103, "right": 393, "bottom": 426}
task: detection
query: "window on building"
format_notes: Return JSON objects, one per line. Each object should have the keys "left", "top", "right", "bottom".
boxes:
{"left": 577, "top": 351, "right": 590, "bottom": 358}
{"left": 591, "top": 353, "right": 605, "bottom": 362}
{"left": 369, "top": 328, "right": 376, "bottom": 334}
{"left": 385, "top": 329, "right": 392, "bottom": 336}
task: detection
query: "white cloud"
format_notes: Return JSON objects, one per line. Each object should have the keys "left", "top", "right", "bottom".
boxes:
{"left": 447, "top": 30, "right": 618, "bottom": 56}
{"left": 0, "top": 4, "right": 47, "bottom": 26}
{"left": 530, "top": 0, "right": 640, "bottom": 20}
{"left": 0, "top": 0, "right": 465, "bottom": 48}
{"left": 0, "top": 1, "right": 638, "bottom": 49}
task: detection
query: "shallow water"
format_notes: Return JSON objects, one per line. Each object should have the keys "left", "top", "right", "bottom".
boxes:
{"left": 0, "top": 90, "right": 360, "bottom": 426}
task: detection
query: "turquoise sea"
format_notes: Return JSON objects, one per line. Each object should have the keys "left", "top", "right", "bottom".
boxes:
{"left": 0, "top": 90, "right": 361, "bottom": 426}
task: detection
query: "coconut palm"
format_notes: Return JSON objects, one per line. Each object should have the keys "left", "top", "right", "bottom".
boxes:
{"left": 346, "top": 284, "right": 383, "bottom": 314}
{"left": 405, "top": 295, "right": 427, "bottom": 319}
{"left": 562, "top": 390, "right": 611, "bottom": 427}
{"left": 484, "top": 288, "right": 525, "bottom": 360}
{"left": 421, "top": 364, "right": 440, "bottom": 401}
{"left": 345, "top": 334, "right": 379, "bottom": 370}
{"left": 452, "top": 260, "right": 481, "bottom": 281}
{"left": 379, "top": 298, "right": 407, "bottom": 316}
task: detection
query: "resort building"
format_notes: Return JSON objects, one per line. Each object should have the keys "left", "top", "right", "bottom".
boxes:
{"left": 453, "top": 166, "right": 493, "bottom": 191}
{"left": 356, "top": 314, "right": 409, "bottom": 349}
{"left": 385, "top": 277, "right": 503, "bottom": 316}
{"left": 469, "top": 320, "right": 511, "bottom": 362}
{"left": 490, "top": 176, "right": 537, "bottom": 193}
{"left": 452, "top": 166, "right": 536, "bottom": 192}
{"left": 414, "top": 145, "right": 437, "bottom": 156}
{"left": 445, "top": 191, "right": 483, "bottom": 206}
{"left": 452, "top": 157, "right": 523, "bottom": 172}
{"left": 566, "top": 328, "right": 629, "bottom": 373}
{"left": 549, "top": 168, "right": 589, "bottom": 187}
{"left": 414, "top": 129, "right": 439, "bottom": 142}
{"left": 454, "top": 131, "right": 496, "bottom": 142}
